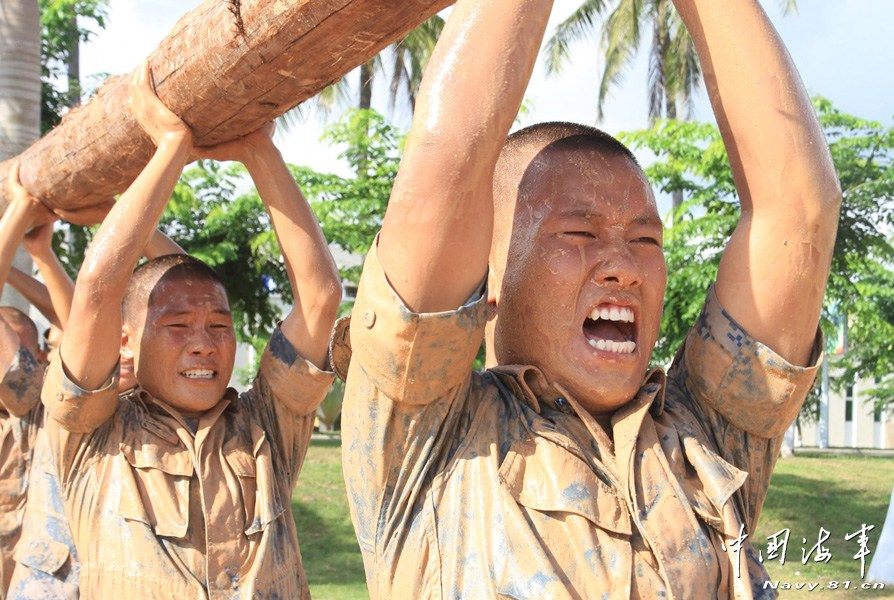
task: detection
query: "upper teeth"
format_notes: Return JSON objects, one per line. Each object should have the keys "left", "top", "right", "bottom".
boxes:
{"left": 182, "top": 370, "right": 214, "bottom": 379}
{"left": 589, "top": 305, "right": 634, "bottom": 323}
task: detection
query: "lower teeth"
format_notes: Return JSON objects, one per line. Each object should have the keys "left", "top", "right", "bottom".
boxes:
{"left": 588, "top": 338, "right": 635, "bottom": 354}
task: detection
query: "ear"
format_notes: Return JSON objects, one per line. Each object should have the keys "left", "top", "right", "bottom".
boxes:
{"left": 120, "top": 327, "right": 134, "bottom": 363}
{"left": 486, "top": 270, "right": 498, "bottom": 322}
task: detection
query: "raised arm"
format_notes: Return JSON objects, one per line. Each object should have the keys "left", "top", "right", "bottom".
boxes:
{"left": 673, "top": 0, "right": 841, "bottom": 366}
{"left": 60, "top": 63, "right": 193, "bottom": 390}
{"left": 7, "top": 266, "right": 60, "bottom": 330}
{"left": 21, "top": 223, "right": 74, "bottom": 330}
{"left": 0, "top": 165, "right": 55, "bottom": 368}
{"left": 194, "top": 124, "right": 341, "bottom": 369}
{"left": 55, "top": 200, "right": 186, "bottom": 261}
{"left": 377, "top": 0, "right": 554, "bottom": 313}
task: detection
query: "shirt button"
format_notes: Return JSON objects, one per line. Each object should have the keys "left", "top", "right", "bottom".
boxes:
{"left": 362, "top": 309, "right": 376, "bottom": 329}
{"left": 555, "top": 397, "right": 574, "bottom": 414}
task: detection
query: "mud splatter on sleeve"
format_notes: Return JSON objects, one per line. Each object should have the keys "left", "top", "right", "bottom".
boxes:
{"left": 0, "top": 345, "right": 44, "bottom": 417}
{"left": 668, "top": 286, "right": 822, "bottom": 531}
{"left": 247, "top": 325, "right": 336, "bottom": 485}
{"left": 41, "top": 358, "right": 119, "bottom": 435}
{"left": 340, "top": 242, "right": 489, "bottom": 591}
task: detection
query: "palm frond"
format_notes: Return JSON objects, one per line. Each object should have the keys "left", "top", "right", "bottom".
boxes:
{"left": 543, "top": 0, "right": 611, "bottom": 75}
{"left": 596, "top": 0, "right": 645, "bottom": 121}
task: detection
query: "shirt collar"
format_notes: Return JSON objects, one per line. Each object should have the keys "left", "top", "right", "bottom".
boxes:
{"left": 489, "top": 364, "right": 667, "bottom": 420}
{"left": 129, "top": 386, "right": 237, "bottom": 437}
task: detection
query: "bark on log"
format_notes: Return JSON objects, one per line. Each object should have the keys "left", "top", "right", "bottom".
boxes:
{"left": 0, "top": 0, "right": 454, "bottom": 211}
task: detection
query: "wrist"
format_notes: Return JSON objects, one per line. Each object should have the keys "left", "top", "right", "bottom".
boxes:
{"left": 156, "top": 130, "right": 193, "bottom": 153}
{"left": 28, "top": 250, "right": 54, "bottom": 264}
{"left": 242, "top": 142, "right": 281, "bottom": 170}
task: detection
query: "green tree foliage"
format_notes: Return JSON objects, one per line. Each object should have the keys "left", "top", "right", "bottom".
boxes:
{"left": 292, "top": 108, "right": 402, "bottom": 284}
{"left": 39, "top": 0, "right": 109, "bottom": 132}
{"left": 621, "top": 99, "right": 894, "bottom": 409}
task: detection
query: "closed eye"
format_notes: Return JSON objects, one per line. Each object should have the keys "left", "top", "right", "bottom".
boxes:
{"left": 632, "top": 236, "right": 661, "bottom": 246}
{"left": 560, "top": 231, "right": 596, "bottom": 239}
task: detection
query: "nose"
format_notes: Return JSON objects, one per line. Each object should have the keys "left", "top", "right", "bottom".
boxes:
{"left": 591, "top": 241, "right": 642, "bottom": 288}
{"left": 187, "top": 328, "right": 216, "bottom": 356}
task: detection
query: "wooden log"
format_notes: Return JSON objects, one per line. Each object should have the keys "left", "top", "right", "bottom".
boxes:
{"left": 0, "top": 0, "right": 453, "bottom": 210}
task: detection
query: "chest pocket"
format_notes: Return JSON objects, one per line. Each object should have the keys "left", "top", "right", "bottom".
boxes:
{"left": 496, "top": 437, "right": 633, "bottom": 599}
{"left": 499, "top": 437, "right": 631, "bottom": 534}
{"left": 223, "top": 420, "right": 285, "bottom": 536}
{"left": 14, "top": 537, "right": 71, "bottom": 575}
{"left": 118, "top": 425, "right": 194, "bottom": 539}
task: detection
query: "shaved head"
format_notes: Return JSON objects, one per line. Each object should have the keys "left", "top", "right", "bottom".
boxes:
{"left": 0, "top": 306, "right": 40, "bottom": 358}
{"left": 490, "top": 122, "right": 644, "bottom": 281}
{"left": 123, "top": 254, "right": 227, "bottom": 329}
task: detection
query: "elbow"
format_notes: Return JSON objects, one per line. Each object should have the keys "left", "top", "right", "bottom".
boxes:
{"left": 298, "top": 268, "right": 343, "bottom": 328}
{"left": 72, "top": 271, "right": 125, "bottom": 315}
{"left": 316, "top": 275, "right": 344, "bottom": 325}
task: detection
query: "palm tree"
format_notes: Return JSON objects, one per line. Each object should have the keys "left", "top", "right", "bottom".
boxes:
{"left": 544, "top": 0, "right": 797, "bottom": 122}
{"left": 543, "top": 0, "right": 796, "bottom": 215}
{"left": 0, "top": 0, "right": 41, "bottom": 311}
{"left": 314, "top": 15, "right": 445, "bottom": 117}
{"left": 0, "top": 0, "right": 41, "bottom": 157}
{"left": 308, "top": 15, "right": 444, "bottom": 178}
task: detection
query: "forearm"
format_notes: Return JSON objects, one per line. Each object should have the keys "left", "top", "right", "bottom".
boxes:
{"left": 30, "top": 252, "right": 74, "bottom": 330}
{"left": 378, "top": 0, "right": 554, "bottom": 312}
{"left": 676, "top": 0, "right": 839, "bottom": 365}
{"left": 674, "top": 0, "right": 839, "bottom": 212}
{"left": 244, "top": 145, "right": 341, "bottom": 369}
{"left": 62, "top": 135, "right": 191, "bottom": 388}
{"left": 7, "top": 266, "right": 60, "bottom": 328}
{"left": 0, "top": 202, "right": 32, "bottom": 290}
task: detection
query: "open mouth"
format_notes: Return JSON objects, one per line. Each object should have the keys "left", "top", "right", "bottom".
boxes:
{"left": 583, "top": 304, "right": 637, "bottom": 354}
{"left": 180, "top": 369, "right": 217, "bottom": 380}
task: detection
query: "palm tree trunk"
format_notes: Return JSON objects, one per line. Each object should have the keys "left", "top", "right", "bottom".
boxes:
{"left": 359, "top": 61, "right": 374, "bottom": 111}
{"left": 356, "top": 60, "right": 374, "bottom": 178}
{"left": 0, "top": 0, "right": 454, "bottom": 212}
{"left": 664, "top": 97, "right": 685, "bottom": 223}
{"left": 0, "top": 0, "right": 40, "bottom": 311}
{"left": 66, "top": 12, "right": 80, "bottom": 106}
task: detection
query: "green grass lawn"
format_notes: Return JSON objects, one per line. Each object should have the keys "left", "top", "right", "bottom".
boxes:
{"left": 292, "top": 436, "right": 369, "bottom": 600}
{"left": 293, "top": 439, "right": 894, "bottom": 599}
{"left": 755, "top": 454, "right": 894, "bottom": 598}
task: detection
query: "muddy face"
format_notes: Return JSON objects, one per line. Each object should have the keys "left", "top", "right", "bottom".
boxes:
{"left": 124, "top": 276, "right": 236, "bottom": 415}
{"left": 492, "top": 145, "right": 666, "bottom": 419}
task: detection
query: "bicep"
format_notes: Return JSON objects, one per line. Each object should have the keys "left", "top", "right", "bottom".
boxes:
{"left": 378, "top": 149, "right": 494, "bottom": 314}
{"left": 59, "top": 288, "right": 122, "bottom": 391}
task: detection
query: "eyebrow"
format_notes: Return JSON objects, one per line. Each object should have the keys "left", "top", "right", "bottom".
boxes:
{"left": 557, "top": 209, "right": 663, "bottom": 228}
{"left": 158, "top": 308, "right": 233, "bottom": 318}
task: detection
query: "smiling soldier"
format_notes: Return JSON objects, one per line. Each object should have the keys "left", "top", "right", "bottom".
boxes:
{"left": 333, "top": 0, "right": 841, "bottom": 597}
{"left": 41, "top": 63, "right": 341, "bottom": 599}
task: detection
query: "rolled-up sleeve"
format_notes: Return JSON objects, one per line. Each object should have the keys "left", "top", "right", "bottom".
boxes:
{"left": 258, "top": 327, "right": 336, "bottom": 417}
{"left": 347, "top": 241, "right": 489, "bottom": 405}
{"left": 680, "top": 286, "right": 822, "bottom": 438}
{"left": 41, "top": 358, "right": 119, "bottom": 435}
